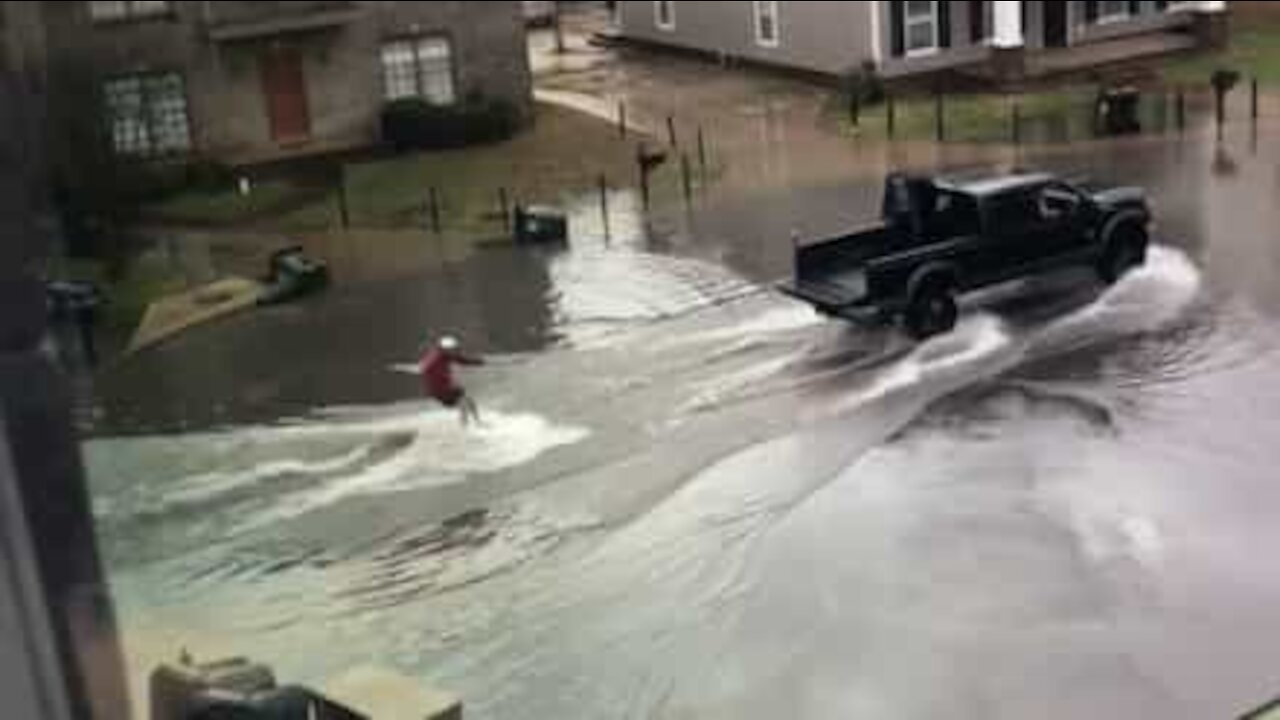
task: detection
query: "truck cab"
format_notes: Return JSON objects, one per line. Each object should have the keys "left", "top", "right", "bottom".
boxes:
{"left": 781, "top": 172, "right": 1151, "bottom": 338}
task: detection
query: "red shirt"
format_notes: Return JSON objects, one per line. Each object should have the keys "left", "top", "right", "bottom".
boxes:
{"left": 419, "top": 348, "right": 481, "bottom": 397}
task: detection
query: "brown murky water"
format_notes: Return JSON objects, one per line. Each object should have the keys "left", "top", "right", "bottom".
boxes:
{"left": 82, "top": 34, "right": 1280, "bottom": 718}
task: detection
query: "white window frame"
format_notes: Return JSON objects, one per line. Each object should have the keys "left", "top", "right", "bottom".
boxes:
{"left": 904, "top": 0, "right": 940, "bottom": 58}
{"left": 380, "top": 36, "right": 457, "bottom": 106}
{"left": 414, "top": 36, "right": 456, "bottom": 107}
{"left": 1097, "top": 0, "right": 1132, "bottom": 24}
{"left": 753, "top": 0, "right": 780, "bottom": 47}
{"left": 88, "top": 0, "right": 170, "bottom": 23}
{"left": 102, "top": 71, "right": 191, "bottom": 157}
{"left": 654, "top": 0, "right": 675, "bottom": 31}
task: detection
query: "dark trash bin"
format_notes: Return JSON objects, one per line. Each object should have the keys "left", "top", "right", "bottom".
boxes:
{"left": 46, "top": 280, "right": 103, "bottom": 366}
{"left": 1096, "top": 86, "right": 1142, "bottom": 135}
{"left": 513, "top": 205, "right": 568, "bottom": 245}
{"left": 258, "top": 246, "right": 330, "bottom": 306}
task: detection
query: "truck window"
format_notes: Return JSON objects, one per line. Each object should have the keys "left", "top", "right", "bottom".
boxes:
{"left": 928, "top": 190, "right": 980, "bottom": 237}
{"left": 986, "top": 190, "right": 1042, "bottom": 238}
{"left": 1038, "top": 183, "right": 1082, "bottom": 220}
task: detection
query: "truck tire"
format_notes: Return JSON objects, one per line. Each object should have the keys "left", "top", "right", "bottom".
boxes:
{"left": 1097, "top": 221, "right": 1148, "bottom": 284}
{"left": 905, "top": 280, "right": 958, "bottom": 339}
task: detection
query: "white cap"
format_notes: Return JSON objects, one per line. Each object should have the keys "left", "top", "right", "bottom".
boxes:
{"left": 438, "top": 336, "right": 459, "bottom": 351}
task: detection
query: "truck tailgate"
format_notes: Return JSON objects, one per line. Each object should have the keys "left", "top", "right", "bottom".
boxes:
{"left": 779, "top": 269, "right": 868, "bottom": 308}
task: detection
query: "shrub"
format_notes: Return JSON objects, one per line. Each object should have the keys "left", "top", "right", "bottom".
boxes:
{"left": 380, "top": 97, "right": 523, "bottom": 152}
{"left": 183, "top": 158, "right": 237, "bottom": 192}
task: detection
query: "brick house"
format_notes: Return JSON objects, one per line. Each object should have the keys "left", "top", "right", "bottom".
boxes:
{"left": 31, "top": 1, "right": 533, "bottom": 166}
{"left": 1, "top": 1, "right": 54, "bottom": 257}
{"left": 617, "top": 1, "right": 1230, "bottom": 81}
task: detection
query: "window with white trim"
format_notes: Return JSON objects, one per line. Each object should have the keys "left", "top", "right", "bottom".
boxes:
{"left": 88, "top": 1, "right": 170, "bottom": 22}
{"left": 102, "top": 72, "right": 191, "bottom": 156}
{"left": 904, "top": 0, "right": 939, "bottom": 56}
{"left": 655, "top": 0, "right": 675, "bottom": 31}
{"left": 381, "top": 37, "right": 456, "bottom": 105}
{"left": 754, "top": 0, "right": 779, "bottom": 47}
{"left": 1098, "top": 0, "right": 1131, "bottom": 21}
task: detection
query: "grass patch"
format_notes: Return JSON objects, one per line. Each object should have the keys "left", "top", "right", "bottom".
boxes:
{"left": 837, "top": 86, "right": 1100, "bottom": 143}
{"left": 835, "top": 83, "right": 1188, "bottom": 144}
{"left": 1160, "top": 27, "right": 1280, "bottom": 88}
{"left": 142, "top": 103, "right": 674, "bottom": 239}
{"left": 151, "top": 179, "right": 309, "bottom": 227}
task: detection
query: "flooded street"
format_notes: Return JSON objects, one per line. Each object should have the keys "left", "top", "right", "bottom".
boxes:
{"left": 78, "top": 42, "right": 1280, "bottom": 718}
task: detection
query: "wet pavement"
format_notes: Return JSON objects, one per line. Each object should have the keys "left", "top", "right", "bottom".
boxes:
{"left": 80, "top": 24, "right": 1280, "bottom": 720}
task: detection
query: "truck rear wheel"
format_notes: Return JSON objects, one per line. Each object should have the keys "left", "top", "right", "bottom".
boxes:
{"left": 905, "top": 283, "right": 958, "bottom": 339}
{"left": 1098, "top": 223, "right": 1148, "bottom": 284}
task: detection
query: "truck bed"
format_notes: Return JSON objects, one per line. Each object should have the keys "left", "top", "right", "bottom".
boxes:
{"left": 779, "top": 268, "right": 870, "bottom": 308}
{"left": 779, "top": 223, "right": 902, "bottom": 313}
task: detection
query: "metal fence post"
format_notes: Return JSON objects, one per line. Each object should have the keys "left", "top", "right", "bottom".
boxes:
{"left": 598, "top": 173, "right": 610, "bottom": 242}
{"left": 935, "top": 90, "right": 945, "bottom": 142}
{"left": 667, "top": 115, "right": 678, "bottom": 147}
{"left": 637, "top": 142, "right": 651, "bottom": 211}
{"left": 618, "top": 101, "right": 627, "bottom": 139}
{"left": 428, "top": 187, "right": 441, "bottom": 234}
{"left": 680, "top": 153, "right": 693, "bottom": 205}
{"left": 1176, "top": 86, "right": 1186, "bottom": 132}
{"left": 336, "top": 168, "right": 350, "bottom": 230}
{"left": 697, "top": 126, "right": 708, "bottom": 176}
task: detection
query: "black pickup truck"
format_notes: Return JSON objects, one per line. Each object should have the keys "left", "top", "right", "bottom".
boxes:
{"left": 780, "top": 172, "right": 1152, "bottom": 338}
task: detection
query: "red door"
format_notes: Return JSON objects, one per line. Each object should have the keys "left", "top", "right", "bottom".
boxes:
{"left": 260, "top": 47, "right": 310, "bottom": 144}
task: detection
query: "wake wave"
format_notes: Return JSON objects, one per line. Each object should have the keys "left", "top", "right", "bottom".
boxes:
{"left": 677, "top": 245, "right": 1202, "bottom": 421}
{"left": 99, "top": 409, "right": 589, "bottom": 533}
{"left": 239, "top": 411, "right": 590, "bottom": 529}
{"left": 432, "top": 246, "right": 1211, "bottom": 717}
{"left": 1029, "top": 245, "right": 1201, "bottom": 360}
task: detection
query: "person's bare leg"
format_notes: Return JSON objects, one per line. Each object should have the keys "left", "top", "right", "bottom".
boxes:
{"left": 463, "top": 395, "right": 481, "bottom": 426}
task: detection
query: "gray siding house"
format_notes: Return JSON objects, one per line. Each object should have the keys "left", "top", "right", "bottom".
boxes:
{"left": 618, "top": 1, "right": 1230, "bottom": 80}
{"left": 34, "top": 1, "right": 533, "bottom": 165}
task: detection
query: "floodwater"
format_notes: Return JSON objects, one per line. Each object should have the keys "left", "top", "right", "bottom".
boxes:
{"left": 84, "top": 119, "right": 1280, "bottom": 719}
